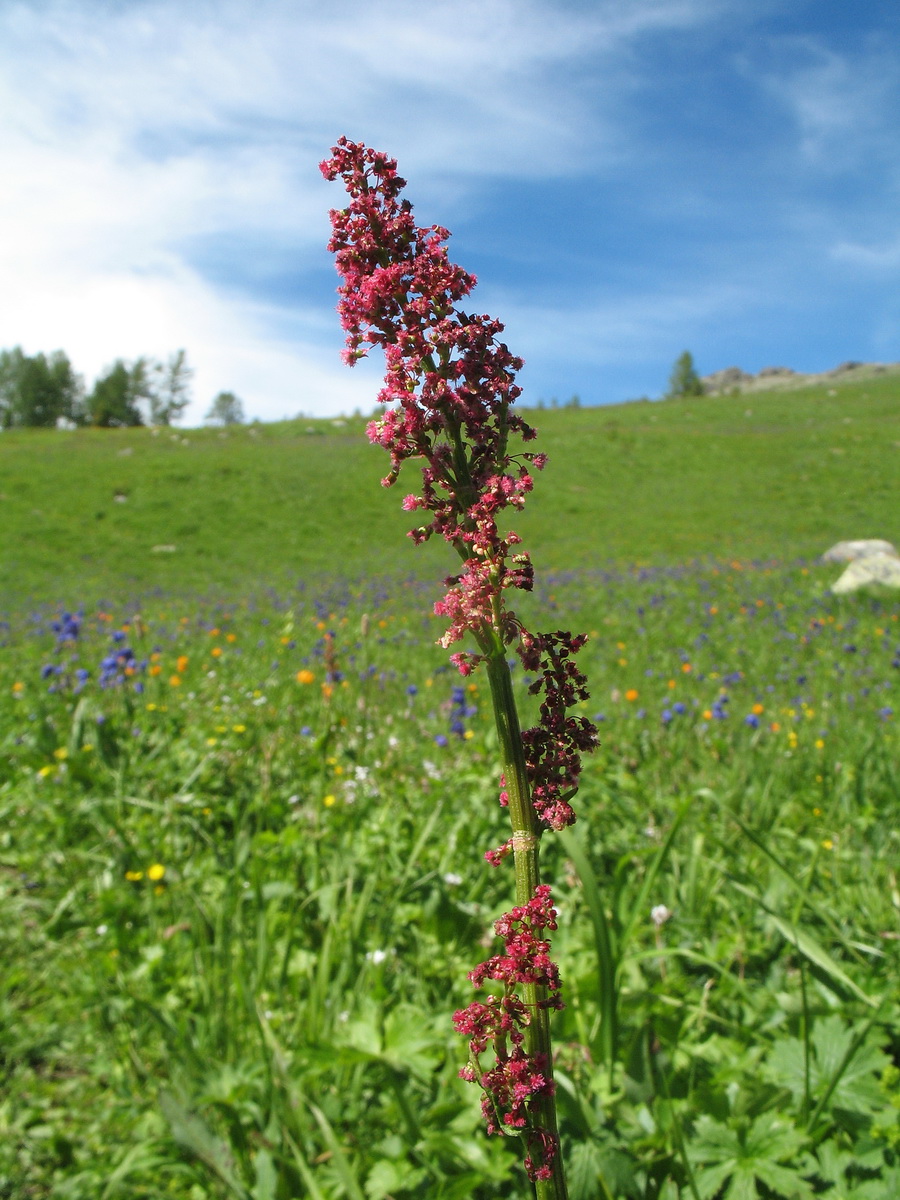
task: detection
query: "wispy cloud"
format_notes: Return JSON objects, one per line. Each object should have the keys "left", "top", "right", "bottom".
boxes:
{"left": 0, "top": 0, "right": 729, "bottom": 418}
{"left": 752, "top": 33, "right": 900, "bottom": 175}
{"left": 0, "top": 0, "right": 897, "bottom": 419}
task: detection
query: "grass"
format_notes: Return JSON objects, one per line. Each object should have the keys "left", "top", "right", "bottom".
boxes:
{"left": 1, "top": 370, "right": 898, "bottom": 603}
{"left": 2, "top": 377, "right": 900, "bottom": 1198}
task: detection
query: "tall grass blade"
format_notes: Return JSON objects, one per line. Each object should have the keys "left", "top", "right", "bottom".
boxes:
{"left": 558, "top": 827, "right": 617, "bottom": 1072}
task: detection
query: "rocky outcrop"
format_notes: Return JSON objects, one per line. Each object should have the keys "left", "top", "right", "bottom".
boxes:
{"left": 757, "top": 366, "right": 796, "bottom": 379}
{"left": 699, "top": 360, "right": 900, "bottom": 396}
{"left": 701, "top": 366, "right": 753, "bottom": 391}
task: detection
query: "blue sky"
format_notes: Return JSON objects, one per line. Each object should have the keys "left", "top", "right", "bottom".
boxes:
{"left": 1, "top": 0, "right": 898, "bottom": 422}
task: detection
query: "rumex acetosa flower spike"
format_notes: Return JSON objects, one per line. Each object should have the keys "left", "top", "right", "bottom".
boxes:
{"left": 324, "top": 139, "right": 600, "bottom": 1193}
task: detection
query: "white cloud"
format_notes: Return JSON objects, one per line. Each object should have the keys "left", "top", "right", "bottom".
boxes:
{"left": 489, "top": 277, "right": 752, "bottom": 373}
{"left": 0, "top": 0, "right": 724, "bottom": 420}
{"left": 754, "top": 35, "right": 900, "bottom": 173}
{"left": 831, "top": 236, "right": 900, "bottom": 271}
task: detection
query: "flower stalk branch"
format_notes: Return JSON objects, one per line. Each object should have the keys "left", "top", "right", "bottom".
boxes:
{"left": 321, "top": 138, "right": 598, "bottom": 1196}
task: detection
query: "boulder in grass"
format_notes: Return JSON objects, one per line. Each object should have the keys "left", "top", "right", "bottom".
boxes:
{"left": 821, "top": 539, "right": 898, "bottom": 564}
{"left": 831, "top": 552, "right": 900, "bottom": 594}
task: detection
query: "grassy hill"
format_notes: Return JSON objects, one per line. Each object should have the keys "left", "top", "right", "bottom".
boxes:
{"left": 1, "top": 370, "right": 897, "bottom": 605}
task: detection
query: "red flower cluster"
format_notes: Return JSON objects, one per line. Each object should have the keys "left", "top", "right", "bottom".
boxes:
{"left": 321, "top": 138, "right": 598, "bottom": 834}
{"left": 320, "top": 138, "right": 542, "bottom": 660}
{"left": 519, "top": 630, "right": 600, "bottom": 830}
{"left": 453, "top": 885, "right": 563, "bottom": 1180}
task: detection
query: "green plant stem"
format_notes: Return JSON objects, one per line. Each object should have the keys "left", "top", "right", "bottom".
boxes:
{"left": 485, "top": 650, "right": 568, "bottom": 1200}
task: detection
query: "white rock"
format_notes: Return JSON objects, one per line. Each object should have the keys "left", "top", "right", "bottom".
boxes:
{"left": 821, "top": 539, "right": 898, "bottom": 563}
{"left": 831, "top": 552, "right": 900, "bottom": 594}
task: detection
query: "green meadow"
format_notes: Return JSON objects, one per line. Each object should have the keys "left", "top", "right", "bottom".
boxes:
{"left": 2, "top": 375, "right": 900, "bottom": 1198}
{"left": 1, "top": 370, "right": 898, "bottom": 602}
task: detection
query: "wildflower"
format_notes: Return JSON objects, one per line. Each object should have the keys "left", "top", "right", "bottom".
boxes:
{"left": 681, "top": 662, "right": 692, "bottom": 673}
{"left": 147, "top": 863, "right": 165, "bottom": 881}
{"left": 53, "top": 747, "right": 68, "bottom": 760}
{"left": 453, "top": 885, "right": 563, "bottom": 1181}
{"left": 822, "top": 839, "right": 834, "bottom": 851}
{"left": 169, "top": 674, "right": 181, "bottom": 687}
{"left": 176, "top": 655, "right": 189, "bottom": 674}
{"left": 323, "top": 794, "right": 336, "bottom": 807}
{"left": 744, "top": 713, "right": 760, "bottom": 728}
{"left": 125, "top": 870, "right": 143, "bottom": 881}
{"left": 323, "top": 138, "right": 595, "bottom": 1186}
{"left": 232, "top": 724, "right": 246, "bottom": 733}
{"left": 752, "top": 703, "right": 764, "bottom": 715}
{"left": 625, "top": 688, "right": 639, "bottom": 702}
{"left": 651, "top": 905, "right": 672, "bottom": 927}
{"left": 211, "top": 646, "right": 222, "bottom": 658}
{"left": 673, "top": 701, "right": 687, "bottom": 715}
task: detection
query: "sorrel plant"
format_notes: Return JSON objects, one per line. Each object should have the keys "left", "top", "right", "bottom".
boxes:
{"left": 322, "top": 138, "right": 599, "bottom": 1197}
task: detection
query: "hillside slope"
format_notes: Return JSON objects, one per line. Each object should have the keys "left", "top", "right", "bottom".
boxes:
{"left": 1, "top": 372, "right": 897, "bottom": 604}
